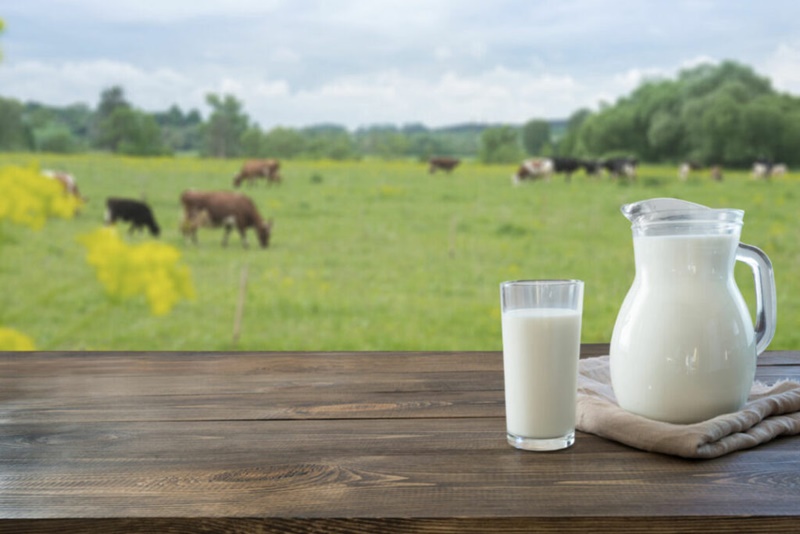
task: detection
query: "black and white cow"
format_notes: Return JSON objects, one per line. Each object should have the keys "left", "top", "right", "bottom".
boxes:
{"left": 601, "top": 157, "right": 638, "bottom": 180}
{"left": 752, "top": 159, "right": 787, "bottom": 179}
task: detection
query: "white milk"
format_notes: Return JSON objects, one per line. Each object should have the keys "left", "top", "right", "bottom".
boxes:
{"left": 502, "top": 308, "right": 581, "bottom": 438}
{"left": 610, "top": 234, "right": 756, "bottom": 424}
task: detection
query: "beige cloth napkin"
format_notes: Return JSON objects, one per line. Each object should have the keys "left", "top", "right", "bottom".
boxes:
{"left": 577, "top": 356, "right": 800, "bottom": 459}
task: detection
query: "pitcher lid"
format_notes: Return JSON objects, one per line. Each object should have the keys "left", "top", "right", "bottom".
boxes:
{"left": 622, "top": 198, "right": 743, "bottom": 226}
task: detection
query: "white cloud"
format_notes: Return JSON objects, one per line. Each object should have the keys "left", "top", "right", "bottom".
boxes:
{"left": 612, "top": 68, "right": 669, "bottom": 91}
{"left": 764, "top": 43, "right": 800, "bottom": 94}
{"left": 4, "top": 1, "right": 800, "bottom": 129}
{"left": 43, "top": 0, "right": 285, "bottom": 23}
{"left": 0, "top": 59, "right": 195, "bottom": 109}
{"left": 0, "top": 56, "right": 648, "bottom": 128}
{"left": 235, "top": 67, "right": 596, "bottom": 128}
{"left": 680, "top": 55, "right": 719, "bottom": 70}
{"left": 435, "top": 46, "right": 453, "bottom": 61}
{"left": 269, "top": 47, "right": 301, "bottom": 64}
{"left": 254, "top": 80, "right": 291, "bottom": 98}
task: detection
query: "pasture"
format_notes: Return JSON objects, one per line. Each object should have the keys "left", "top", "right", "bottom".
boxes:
{"left": 1, "top": 153, "right": 798, "bottom": 351}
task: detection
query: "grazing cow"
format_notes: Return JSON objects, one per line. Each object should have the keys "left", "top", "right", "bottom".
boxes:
{"left": 42, "top": 169, "right": 86, "bottom": 202}
{"left": 678, "top": 161, "right": 702, "bottom": 181}
{"left": 512, "top": 158, "right": 555, "bottom": 184}
{"left": 105, "top": 197, "right": 160, "bottom": 237}
{"left": 751, "top": 158, "right": 787, "bottom": 179}
{"left": 233, "top": 159, "right": 281, "bottom": 187}
{"left": 752, "top": 160, "right": 771, "bottom": 180}
{"left": 580, "top": 159, "right": 602, "bottom": 176}
{"left": 180, "top": 190, "right": 272, "bottom": 248}
{"left": 601, "top": 157, "right": 638, "bottom": 180}
{"left": 770, "top": 163, "right": 787, "bottom": 177}
{"left": 551, "top": 157, "right": 583, "bottom": 181}
{"left": 512, "top": 157, "right": 586, "bottom": 184}
{"left": 428, "top": 156, "right": 460, "bottom": 174}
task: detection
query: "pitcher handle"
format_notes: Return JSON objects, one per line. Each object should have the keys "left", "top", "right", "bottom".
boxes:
{"left": 736, "top": 243, "right": 777, "bottom": 354}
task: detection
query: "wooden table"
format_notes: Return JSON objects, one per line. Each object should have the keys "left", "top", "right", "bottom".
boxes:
{"left": 1, "top": 344, "right": 799, "bottom": 533}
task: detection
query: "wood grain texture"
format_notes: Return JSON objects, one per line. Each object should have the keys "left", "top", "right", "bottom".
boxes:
{"left": 2, "top": 517, "right": 799, "bottom": 534}
{"left": 1, "top": 345, "right": 799, "bottom": 533}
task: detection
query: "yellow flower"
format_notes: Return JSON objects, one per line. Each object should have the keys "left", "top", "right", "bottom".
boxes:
{"left": 78, "top": 227, "right": 196, "bottom": 315}
{"left": 0, "top": 166, "right": 80, "bottom": 228}
{"left": 0, "top": 327, "right": 36, "bottom": 351}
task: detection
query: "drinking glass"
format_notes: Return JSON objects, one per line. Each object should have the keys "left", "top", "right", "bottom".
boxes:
{"left": 500, "top": 280, "right": 584, "bottom": 451}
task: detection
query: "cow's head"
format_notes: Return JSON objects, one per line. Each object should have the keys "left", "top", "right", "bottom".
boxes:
{"left": 257, "top": 219, "right": 273, "bottom": 248}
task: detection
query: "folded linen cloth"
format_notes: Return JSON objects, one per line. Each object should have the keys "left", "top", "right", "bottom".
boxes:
{"left": 576, "top": 356, "right": 800, "bottom": 459}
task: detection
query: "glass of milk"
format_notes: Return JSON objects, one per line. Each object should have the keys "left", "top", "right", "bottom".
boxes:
{"left": 500, "top": 280, "right": 584, "bottom": 451}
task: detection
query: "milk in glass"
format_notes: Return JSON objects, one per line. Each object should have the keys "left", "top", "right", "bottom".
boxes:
{"left": 502, "top": 308, "right": 582, "bottom": 438}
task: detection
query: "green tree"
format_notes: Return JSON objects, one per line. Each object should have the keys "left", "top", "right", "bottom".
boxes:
{"left": 96, "top": 86, "right": 130, "bottom": 118}
{"left": 154, "top": 104, "right": 203, "bottom": 152}
{"left": 556, "top": 108, "right": 592, "bottom": 156}
{"left": 579, "top": 105, "right": 639, "bottom": 158}
{"left": 118, "top": 109, "right": 171, "bottom": 156}
{"left": 240, "top": 126, "right": 265, "bottom": 157}
{"left": 646, "top": 110, "right": 683, "bottom": 160}
{"left": 568, "top": 60, "right": 799, "bottom": 166}
{"left": 93, "top": 86, "right": 132, "bottom": 150}
{"left": 0, "top": 97, "right": 35, "bottom": 151}
{"left": 769, "top": 95, "right": 800, "bottom": 164}
{"left": 58, "top": 103, "right": 93, "bottom": 140}
{"left": 303, "top": 125, "right": 356, "bottom": 160}
{"left": 263, "top": 127, "right": 306, "bottom": 159}
{"left": 521, "top": 119, "right": 551, "bottom": 156}
{"left": 407, "top": 133, "right": 449, "bottom": 161}
{"left": 479, "top": 126, "right": 522, "bottom": 164}
{"left": 0, "top": 24, "right": 35, "bottom": 151}
{"left": 34, "top": 123, "right": 83, "bottom": 153}
{"left": 202, "top": 93, "right": 249, "bottom": 158}
{"left": 97, "top": 107, "right": 170, "bottom": 156}
{"left": 679, "top": 61, "right": 771, "bottom": 101}
{"left": 23, "top": 102, "right": 92, "bottom": 153}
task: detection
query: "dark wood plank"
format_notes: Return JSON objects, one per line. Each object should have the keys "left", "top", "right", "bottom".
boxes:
{"left": 1, "top": 516, "right": 798, "bottom": 534}
{"left": 2, "top": 418, "right": 799, "bottom": 518}
{"left": 1, "top": 347, "right": 799, "bottom": 531}
{"left": 1, "top": 349, "right": 795, "bottom": 425}
{"left": 0, "top": 352, "right": 507, "bottom": 424}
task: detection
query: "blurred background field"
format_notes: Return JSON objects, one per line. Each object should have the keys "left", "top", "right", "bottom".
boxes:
{"left": 1, "top": 154, "right": 797, "bottom": 351}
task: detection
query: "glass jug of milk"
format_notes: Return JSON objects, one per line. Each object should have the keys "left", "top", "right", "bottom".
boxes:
{"left": 609, "top": 198, "right": 777, "bottom": 424}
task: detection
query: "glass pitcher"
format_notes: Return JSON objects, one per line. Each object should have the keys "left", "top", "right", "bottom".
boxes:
{"left": 609, "top": 198, "right": 777, "bottom": 424}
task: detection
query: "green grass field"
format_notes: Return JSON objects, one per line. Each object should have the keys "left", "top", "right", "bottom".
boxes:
{"left": 1, "top": 153, "right": 798, "bottom": 351}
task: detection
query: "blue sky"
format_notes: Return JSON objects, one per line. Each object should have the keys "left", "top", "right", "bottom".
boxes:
{"left": 1, "top": 0, "right": 799, "bottom": 129}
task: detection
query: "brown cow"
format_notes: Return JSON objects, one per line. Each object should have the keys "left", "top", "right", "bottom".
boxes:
{"left": 233, "top": 159, "right": 281, "bottom": 187}
{"left": 428, "top": 157, "right": 460, "bottom": 174}
{"left": 180, "top": 190, "right": 273, "bottom": 248}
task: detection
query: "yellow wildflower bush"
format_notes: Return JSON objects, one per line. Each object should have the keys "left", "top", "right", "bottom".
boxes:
{"left": 0, "top": 327, "right": 35, "bottom": 351}
{"left": 78, "top": 227, "right": 196, "bottom": 316}
{"left": 0, "top": 165, "right": 82, "bottom": 349}
{"left": 0, "top": 166, "right": 81, "bottom": 228}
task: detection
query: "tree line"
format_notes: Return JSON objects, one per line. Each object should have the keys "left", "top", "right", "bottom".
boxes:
{"left": 0, "top": 86, "right": 503, "bottom": 160}
{"left": 1, "top": 60, "right": 798, "bottom": 167}
{"left": 560, "top": 61, "right": 800, "bottom": 167}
